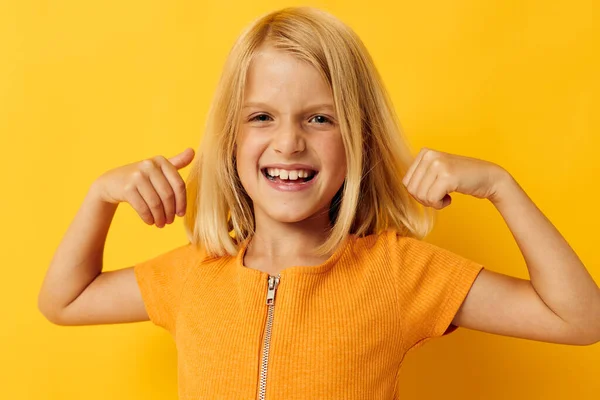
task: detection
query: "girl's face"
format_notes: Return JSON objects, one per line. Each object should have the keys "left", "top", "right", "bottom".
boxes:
{"left": 236, "top": 44, "right": 347, "bottom": 226}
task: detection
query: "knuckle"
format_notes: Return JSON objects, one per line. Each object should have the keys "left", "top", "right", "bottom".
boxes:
{"left": 424, "top": 150, "right": 437, "bottom": 160}
{"left": 163, "top": 190, "right": 174, "bottom": 201}
{"left": 139, "top": 159, "right": 156, "bottom": 170}
{"left": 131, "top": 170, "right": 145, "bottom": 182}
{"left": 173, "top": 179, "right": 185, "bottom": 190}
{"left": 147, "top": 198, "right": 162, "bottom": 209}
{"left": 431, "top": 158, "right": 442, "bottom": 168}
{"left": 123, "top": 183, "right": 136, "bottom": 194}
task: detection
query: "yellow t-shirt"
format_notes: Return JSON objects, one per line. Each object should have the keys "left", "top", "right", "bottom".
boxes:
{"left": 134, "top": 229, "right": 484, "bottom": 399}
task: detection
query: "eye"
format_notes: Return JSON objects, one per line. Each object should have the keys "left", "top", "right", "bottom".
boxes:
{"left": 309, "top": 115, "right": 333, "bottom": 124}
{"left": 249, "top": 113, "right": 272, "bottom": 122}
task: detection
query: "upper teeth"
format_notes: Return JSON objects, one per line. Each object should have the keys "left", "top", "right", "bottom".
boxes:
{"left": 266, "top": 168, "right": 313, "bottom": 180}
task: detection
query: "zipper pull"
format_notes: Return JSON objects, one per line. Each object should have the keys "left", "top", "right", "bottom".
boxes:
{"left": 266, "top": 275, "right": 280, "bottom": 305}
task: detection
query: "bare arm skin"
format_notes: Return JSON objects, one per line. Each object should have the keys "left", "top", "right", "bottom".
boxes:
{"left": 37, "top": 182, "right": 148, "bottom": 326}
{"left": 38, "top": 148, "right": 195, "bottom": 326}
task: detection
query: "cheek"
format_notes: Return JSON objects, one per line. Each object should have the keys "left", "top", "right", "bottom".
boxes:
{"left": 236, "top": 131, "right": 265, "bottom": 162}
{"left": 235, "top": 136, "right": 263, "bottom": 189}
{"left": 236, "top": 136, "right": 254, "bottom": 168}
{"left": 326, "top": 136, "right": 347, "bottom": 175}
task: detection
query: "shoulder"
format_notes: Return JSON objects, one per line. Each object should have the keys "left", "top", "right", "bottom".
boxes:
{"left": 353, "top": 229, "right": 481, "bottom": 272}
{"left": 352, "top": 229, "right": 435, "bottom": 257}
{"left": 134, "top": 241, "right": 212, "bottom": 274}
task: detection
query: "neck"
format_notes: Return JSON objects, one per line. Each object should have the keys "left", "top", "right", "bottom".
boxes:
{"left": 247, "top": 208, "right": 332, "bottom": 259}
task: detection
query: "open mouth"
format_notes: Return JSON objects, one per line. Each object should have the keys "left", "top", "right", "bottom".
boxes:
{"left": 261, "top": 168, "right": 318, "bottom": 183}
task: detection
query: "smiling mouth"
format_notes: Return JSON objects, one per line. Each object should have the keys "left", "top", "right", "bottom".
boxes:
{"left": 261, "top": 168, "right": 318, "bottom": 183}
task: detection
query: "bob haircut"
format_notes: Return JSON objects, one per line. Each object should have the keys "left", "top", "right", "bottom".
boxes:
{"left": 183, "top": 6, "right": 435, "bottom": 258}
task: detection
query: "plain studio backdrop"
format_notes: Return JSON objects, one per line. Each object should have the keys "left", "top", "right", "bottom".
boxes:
{"left": 0, "top": 0, "right": 597, "bottom": 399}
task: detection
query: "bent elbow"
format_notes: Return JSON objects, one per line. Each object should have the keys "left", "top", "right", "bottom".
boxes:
{"left": 570, "top": 325, "right": 600, "bottom": 346}
{"left": 38, "top": 308, "right": 65, "bottom": 326}
{"left": 580, "top": 334, "right": 600, "bottom": 346}
{"left": 38, "top": 296, "right": 66, "bottom": 326}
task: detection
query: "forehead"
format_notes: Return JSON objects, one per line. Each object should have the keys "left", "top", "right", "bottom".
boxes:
{"left": 244, "top": 45, "right": 333, "bottom": 105}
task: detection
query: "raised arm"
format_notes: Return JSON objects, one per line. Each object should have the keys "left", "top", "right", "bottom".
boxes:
{"left": 38, "top": 148, "right": 194, "bottom": 325}
{"left": 452, "top": 170, "right": 600, "bottom": 345}
{"left": 402, "top": 148, "right": 600, "bottom": 345}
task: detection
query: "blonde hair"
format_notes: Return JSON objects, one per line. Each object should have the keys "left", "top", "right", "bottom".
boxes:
{"left": 184, "top": 6, "right": 435, "bottom": 258}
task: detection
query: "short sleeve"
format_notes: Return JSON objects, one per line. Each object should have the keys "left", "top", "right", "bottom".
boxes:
{"left": 392, "top": 233, "right": 484, "bottom": 351}
{"left": 133, "top": 242, "right": 205, "bottom": 335}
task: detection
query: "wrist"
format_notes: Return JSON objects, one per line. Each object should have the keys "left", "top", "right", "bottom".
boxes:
{"left": 88, "top": 179, "right": 117, "bottom": 208}
{"left": 487, "top": 167, "right": 516, "bottom": 206}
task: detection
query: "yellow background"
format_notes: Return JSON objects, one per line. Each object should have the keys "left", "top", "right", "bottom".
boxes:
{"left": 1, "top": 0, "right": 597, "bottom": 399}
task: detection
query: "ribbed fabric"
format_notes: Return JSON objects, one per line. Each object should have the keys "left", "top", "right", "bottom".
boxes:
{"left": 134, "top": 229, "right": 484, "bottom": 399}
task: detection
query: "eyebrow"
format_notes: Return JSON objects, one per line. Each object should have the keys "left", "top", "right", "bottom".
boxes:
{"left": 242, "top": 101, "right": 336, "bottom": 113}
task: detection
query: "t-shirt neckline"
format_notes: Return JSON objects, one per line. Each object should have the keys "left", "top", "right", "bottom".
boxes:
{"left": 235, "top": 233, "right": 355, "bottom": 277}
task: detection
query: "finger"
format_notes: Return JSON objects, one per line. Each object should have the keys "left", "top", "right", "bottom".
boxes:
{"left": 136, "top": 175, "right": 167, "bottom": 227}
{"left": 405, "top": 154, "right": 433, "bottom": 197}
{"left": 427, "top": 176, "right": 453, "bottom": 210}
{"left": 168, "top": 148, "right": 195, "bottom": 170}
{"left": 124, "top": 186, "right": 155, "bottom": 225}
{"left": 147, "top": 161, "right": 177, "bottom": 225}
{"left": 402, "top": 148, "right": 428, "bottom": 186}
{"left": 157, "top": 156, "right": 187, "bottom": 217}
{"left": 415, "top": 162, "right": 438, "bottom": 206}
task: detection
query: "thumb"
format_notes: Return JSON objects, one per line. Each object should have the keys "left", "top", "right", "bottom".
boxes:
{"left": 168, "top": 147, "right": 195, "bottom": 169}
{"left": 441, "top": 194, "right": 452, "bottom": 208}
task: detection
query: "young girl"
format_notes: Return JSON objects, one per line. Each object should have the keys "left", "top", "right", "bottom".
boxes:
{"left": 38, "top": 6, "right": 600, "bottom": 400}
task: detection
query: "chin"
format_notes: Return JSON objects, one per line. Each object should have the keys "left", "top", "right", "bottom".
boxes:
{"left": 258, "top": 202, "right": 326, "bottom": 224}
{"left": 264, "top": 209, "right": 316, "bottom": 223}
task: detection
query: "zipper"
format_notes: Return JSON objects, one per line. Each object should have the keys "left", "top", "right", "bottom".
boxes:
{"left": 257, "top": 274, "right": 281, "bottom": 400}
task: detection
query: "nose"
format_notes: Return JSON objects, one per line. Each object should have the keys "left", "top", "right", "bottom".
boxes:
{"left": 272, "top": 119, "right": 306, "bottom": 155}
